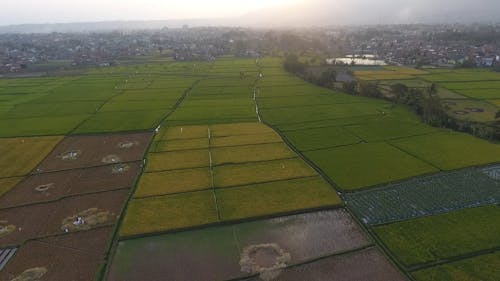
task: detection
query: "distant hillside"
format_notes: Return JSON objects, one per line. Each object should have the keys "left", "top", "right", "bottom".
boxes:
{"left": 0, "top": 19, "right": 233, "bottom": 33}
{"left": 1, "top": 0, "right": 499, "bottom": 33}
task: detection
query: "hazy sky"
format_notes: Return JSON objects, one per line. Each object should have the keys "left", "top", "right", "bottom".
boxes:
{"left": 1, "top": 0, "right": 302, "bottom": 25}
{"left": 2, "top": 0, "right": 499, "bottom": 26}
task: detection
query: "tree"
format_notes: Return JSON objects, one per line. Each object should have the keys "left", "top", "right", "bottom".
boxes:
{"left": 343, "top": 81, "right": 357, "bottom": 95}
{"left": 390, "top": 83, "right": 409, "bottom": 95}
{"left": 317, "top": 68, "right": 337, "bottom": 88}
{"left": 457, "top": 59, "right": 476, "bottom": 68}
{"left": 359, "top": 82, "right": 381, "bottom": 98}
{"left": 494, "top": 62, "right": 500, "bottom": 72}
{"left": 496, "top": 110, "right": 500, "bottom": 119}
{"left": 284, "top": 54, "right": 305, "bottom": 74}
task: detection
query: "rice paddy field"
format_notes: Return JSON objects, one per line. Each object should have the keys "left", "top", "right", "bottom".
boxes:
{"left": 355, "top": 66, "right": 500, "bottom": 122}
{"left": 1, "top": 56, "right": 499, "bottom": 280}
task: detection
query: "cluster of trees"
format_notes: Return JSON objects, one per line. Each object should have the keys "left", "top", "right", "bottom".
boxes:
{"left": 494, "top": 62, "right": 500, "bottom": 72}
{"left": 388, "top": 83, "right": 500, "bottom": 140}
{"left": 284, "top": 54, "right": 337, "bottom": 88}
{"left": 283, "top": 54, "right": 500, "bottom": 141}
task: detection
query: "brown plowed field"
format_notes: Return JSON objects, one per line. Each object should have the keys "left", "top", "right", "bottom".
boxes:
{"left": 36, "top": 132, "right": 152, "bottom": 172}
{"left": 0, "top": 227, "right": 113, "bottom": 281}
{"left": 0, "top": 189, "right": 129, "bottom": 247}
{"left": 0, "top": 162, "right": 141, "bottom": 208}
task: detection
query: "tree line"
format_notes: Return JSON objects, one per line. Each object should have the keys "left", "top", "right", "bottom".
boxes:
{"left": 284, "top": 54, "right": 500, "bottom": 141}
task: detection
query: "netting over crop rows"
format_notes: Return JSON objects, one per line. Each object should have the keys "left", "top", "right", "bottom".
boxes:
{"left": 345, "top": 168, "right": 500, "bottom": 225}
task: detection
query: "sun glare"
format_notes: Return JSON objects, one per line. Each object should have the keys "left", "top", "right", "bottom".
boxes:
{"left": 170, "top": 0, "right": 304, "bottom": 17}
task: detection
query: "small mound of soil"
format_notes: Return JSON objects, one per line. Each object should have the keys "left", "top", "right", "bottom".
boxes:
{"left": 61, "top": 208, "right": 113, "bottom": 232}
{"left": 111, "top": 163, "right": 130, "bottom": 174}
{"left": 10, "top": 267, "right": 47, "bottom": 281}
{"left": 102, "top": 155, "right": 121, "bottom": 164}
{"left": 58, "top": 150, "right": 81, "bottom": 161}
{"left": 117, "top": 141, "right": 139, "bottom": 149}
{"left": 0, "top": 221, "right": 15, "bottom": 238}
{"left": 240, "top": 243, "right": 291, "bottom": 281}
{"left": 34, "top": 183, "right": 54, "bottom": 192}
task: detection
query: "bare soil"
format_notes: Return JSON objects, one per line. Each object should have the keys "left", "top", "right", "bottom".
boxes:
{"left": 36, "top": 132, "right": 152, "bottom": 172}
{"left": 0, "top": 162, "right": 141, "bottom": 208}
{"left": 0, "top": 189, "right": 129, "bottom": 247}
{"left": 0, "top": 227, "right": 113, "bottom": 281}
{"left": 244, "top": 247, "right": 406, "bottom": 281}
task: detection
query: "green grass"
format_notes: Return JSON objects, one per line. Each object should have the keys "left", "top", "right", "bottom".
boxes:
{"left": 344, "top": 118, "right": 438, "bottom": 142}
{"left": 454, "top": 89, "right": 500, "bottom": 100}
{"left": 214, "top": 158, "right": 316, "bottom": 188}
{"left": 134, "top": 168, "right": 211, "bottom": 197}
{"left": 98, "top": 100, "right": 176, "bottom": 112}
{"left": 217, "top": 177, "right": 341, "bottom": 220}
{"left": 146, "top": 149, "right": 209, "bottom": 172}
{"left": 305, "top": 143, "right": 438, "bottom": 190}
{"left": 120, "top": 191, "right": 218, "bottom": 237}
{"left": 0, "top": 115, "right": 89, "bottom": 137}
{"left": 260, "top": 102, "right": 389, "bottom": 125}
{"left": 211, "top": 143, "right": 295, "bottom": 165}
{"left": 443, "top": 99, "right": 498, "bottom": 122}
{"left": 168, "top": 104, "right": 257, "bottom": 124}
{"left": 374, "top": 205, "right": 500, "bottom": 267}
{"left": 109, "top": 91, "right": 181, "bottom": 102}
{"left": 284, "top": 126, "right": 361, "bottom": 151}
{"left": 73, "top": 110, "right": 166, "bottom": 134}
{"left": 412, "top": 250, "right": 500, "bottom": 281}
{"left": 181, "top": 97, "right": 252, "bottom": 108}
{"left": 3, "top": 101, "right": 102, "bottom": 118}
{"left": 423, "top": 71, "right": 500, "bottom": 83}
{"left": 391, "top": 132, "right": 500, "bottom": 170}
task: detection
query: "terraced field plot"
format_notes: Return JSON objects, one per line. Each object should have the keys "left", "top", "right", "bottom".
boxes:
{"left": 165, "top": 75, "right": 259, "bottom": 126}
{"left": 0, "top": 227, "right": 114, "bottom": 281}
{"left": 0, "top": 71, "right": 198, "bottom": 136}
{"left": 353, "top": 67, "right": 500, "bottom": 123}
{"left": 390, "top": 131, "right": 500, "bottom": 170}
{"left": 36, "top": 132, "right": 151, "bottom": 172}
{"left": 120, "top": 190, "right": 219, "bottom": 237}
{"left": 354, "top": 66, "right": 427, "bottom": 81}
{"left": 121, "top": 123, "right": 341, "bottom": 237}
{"left": 217, "top": 177, "right": 341, "bottom": 220}
{"left": 146, "top": 149, "right": 210, "bottom": 171}
{"left": 0, "top": 188, "right": 129, "bottom": 247}
{"left": 258, "top": 66, "right": 500, "bottom": 191}
{"left": 243, "top": 247, "right": 406, "bottom": 281}
{"left": 0, "top": 131, "right": 152, "bottom": 280}
{"left": 0, "top": 162, "right": 142, "bottom": 208}
{"left": 412, "top": 250, "right": 500, "bottom": 281}
{"left": 305, "top": 142, "right": 438, "bottom": 191}
{"left": 110, "top": 209, "right": 375, "bottom": 281}
{"left": 134, "top": 168, "right": 211, "bottom": 197}
{"left": 374, "top": 205, "right": 500, "bottom": 268}
{"left": 213, "top": 158, "right": 317, "bottom": 187}
{"left": 0, "top": 136, "right": 62, "bottom": 178}
{"left": 3, "top": 57, "right": 500, "bottom": 281}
